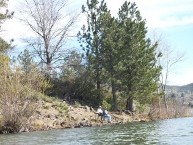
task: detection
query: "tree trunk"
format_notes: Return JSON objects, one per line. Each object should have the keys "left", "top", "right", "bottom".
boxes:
{"left": 126, "top": 96, "right": 133, "bottom": 112}
{"left": 163, "top": 94, "right": 168, "bottom": 117}
{"left": 111, "top": 79, "right": 117, "bottom": 110}
{"left": 96, "top": 67, "right": 101, "bottom": 105}
{"left": 46, "top": 61, "right": 52, "bottom": 76}
{"left": 158, "top": 96, "right": 162, "bottom": 117}
{"left": 109, "top": 50, "right": 117, "bottom": 111}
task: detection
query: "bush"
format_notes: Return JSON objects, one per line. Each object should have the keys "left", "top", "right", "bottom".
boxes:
{"left": 0, "top": 59, "right": 49, "bottom": 133}
{"left": 49, "top": 73, "right": 101, "bottom": 107}
{"left": 149, "top": 97, "right": 191, "bottom": 120}
{"left": 102, "top": 100, "right": 111, "bottom": 111}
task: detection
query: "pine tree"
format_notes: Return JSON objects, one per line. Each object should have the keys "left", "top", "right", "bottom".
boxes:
{"left": 61, "top": 51, "right": 83, "bottom": 80}
{"left": 118, "top": 1, "right": 161, "bottom": 111}
{"left": 17, "top": 49, "right": 35, "bottom": 74}
{"left": 0, "top": 0, "right": 13, "bottom": 53}
{"left": 100, "top": 12, "right": 121, "bottom": 110}
{"left": 78, "top": 0, "right": 108, "bottom": 105}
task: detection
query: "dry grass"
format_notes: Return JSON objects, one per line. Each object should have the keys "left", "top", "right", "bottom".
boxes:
{"left": 0, "top": 59, "right": 49, "bottom": 133}
{"left": 149, "top": 99, "right": 191, "bottom": 120}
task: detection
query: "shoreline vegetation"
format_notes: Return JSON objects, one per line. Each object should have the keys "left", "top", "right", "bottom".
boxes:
{"left": 0, "top": 96, "right": 191, "bottom": 134}
{"left": 0, "top": 97, "right": 149, "bottom": 133}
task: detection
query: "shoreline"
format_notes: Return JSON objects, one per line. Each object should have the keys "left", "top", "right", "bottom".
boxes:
{"left": 1, "top": 97, "right": 191, "bottom": 134}
{"left": 0, "top": 98, "right": 150, "bottom": 134}
{"left": 27, "top": 100, "right": 151, "bottom": 132}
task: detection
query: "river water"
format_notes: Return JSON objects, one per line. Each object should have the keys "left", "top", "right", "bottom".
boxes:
{"left": 0, "top": 117, "right": 193, "bottom": 145}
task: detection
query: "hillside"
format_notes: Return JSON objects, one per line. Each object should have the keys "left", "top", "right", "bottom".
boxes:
{"left": 166, "top": 83, "right": 193, "bottom": 94}
{"left": 165, "top": 83, "right": 193, "bottom": 104}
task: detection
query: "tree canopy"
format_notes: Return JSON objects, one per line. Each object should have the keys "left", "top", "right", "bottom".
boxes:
{"left": 78, "top": 0, "right": 161, "bottom": 111}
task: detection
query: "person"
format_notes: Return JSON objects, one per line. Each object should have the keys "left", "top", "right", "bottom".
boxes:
{"left": 96, "top": 106, "right": 103, "bottom": 120}
{"left": 102, "top": 107, "right": 112, "bottom": 123}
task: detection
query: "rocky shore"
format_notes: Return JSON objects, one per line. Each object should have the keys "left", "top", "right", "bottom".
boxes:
{"left": 1, "top": 96, "right": 191, "bottom": 134}
{"left": 27, "top": 98, "right": 150, "bottom": 132}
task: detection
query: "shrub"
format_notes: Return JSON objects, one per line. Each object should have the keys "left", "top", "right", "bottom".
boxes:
{"left": 0, "top": 59, "right": 49, "bottom": 133}
{"left": 102, "top": 100, "right": 111, "bottom": 111}
{"left": 149, "top": 97, "right": 191, "bottom": 120}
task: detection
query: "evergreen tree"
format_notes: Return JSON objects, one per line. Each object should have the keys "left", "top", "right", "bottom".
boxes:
{"left": 17, "top": 49, "right": 35, "bottom": 74}
{"left": 0, "top": 0, "right": 13, "bottom": 53}
{"left": 117, "top": 1, "right": 161, "bottom": 111}
{"left": 61, "top": 51, "right": 84, "bottom": 80}
{"left": 78, "top": 0, "right": 108, "bottom": 105}
{"left": 100, "top": 12, "right": 121, "bottom": 110}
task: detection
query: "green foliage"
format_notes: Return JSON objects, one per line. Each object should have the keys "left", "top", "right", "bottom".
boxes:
{"left": 52, "top": 102, "right": 68, "bottom": 116}
{"left": 49, "top": 71, "right": 101, "bottom": 107}
{"left": 17, "top": 48, "right": 35, "bottom": 74}
{"left": 78, "top": 0, "right": 109, "bottom": 105}
{"left": 35, "top": 92, "right": 56, "bottom": 103}
{"left": 61, "top": 51, "right": 84, "bottom": 80}
{"left": 116, "top": 1, "right": 161, "bottom": 111}
{"left": 1, "top": 0, "right": 163, "bottom": 120}
{"left": 0, "top": 0, "right": 13, "bottom": 53}
{"left": 100, "top": 12, "right": 120, "bottom": 110}
{"left": 63, "top": 74, "right": 101, "bottom": 107}
{"left": 134, "top": 100, "right": 150, "bottom": 114}
{"left": 0, "top": 0, "right": 13, "bottom": 20}
{"left": 17, "top": 49, "right": 52, "bottom": 94}
{"left": 102, "top": 100, "right": 111, "bottom": 111}
{"left": 48, "top": 49, "right": 102, "bottom": 107}
{"left": 76, "top": 0, "right": 162, "bottom": 111}
{"left": 48, "top": 51, "right": 84, "bottom": 98}
{"left": 0, "top": 38, "right": 10, "bottom": 53}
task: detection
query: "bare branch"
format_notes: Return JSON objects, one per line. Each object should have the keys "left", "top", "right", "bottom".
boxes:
{"left": 18, "top": 0, "right": 78, "bottom": 72}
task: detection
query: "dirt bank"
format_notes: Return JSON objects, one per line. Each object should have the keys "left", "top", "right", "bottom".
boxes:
{"left": 28, "top": 98, "right": 150, "bottom": 132}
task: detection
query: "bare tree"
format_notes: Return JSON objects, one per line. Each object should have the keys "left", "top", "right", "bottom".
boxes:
{"left": 158, "top": 41, "right": 184, "bottom": 116}
{"left": 19, "top": 0, "right": 78, "bottom": 74}
{"left": 149, "top": 31, "right": 184, "bottom": 118}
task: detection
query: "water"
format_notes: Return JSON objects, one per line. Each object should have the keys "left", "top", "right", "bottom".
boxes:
{"left": 1, "top": 117, "right": 193, "bottom": 145}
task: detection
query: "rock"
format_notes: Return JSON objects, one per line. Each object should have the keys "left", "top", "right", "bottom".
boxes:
{"left": 54, "top": 120, "right": 61, "bottom": 126}
{"left": 23, "top": 99, "right": 152, "bottom": 133}
{"left": 19, "top": 127, "right": 29, "bottom": 133}
{"left": 79, "top": 121, "right": 84, "bottom": 127}
{"left": 69, "top": 106, "right": 74, "bottom": 111}
{"left": 36, "top": 110, "right": 41, "bottom": 115}
{"left": 65, "top": 124, "right": 74, "bottom": 128}
{"left": 71, "top": 116, "right": 76, "bottom": 121}
{"left": 90, "top": 107, "right": 94, "bottom": 112}
{"left": 60, "top": 121, "right": 65, "bottom": 127}
{"left": 47, "top": 114, "right": 56, "bottom": 120}
{"left": 84, "top": 106, "right": 90, "bottom": 112}
{"left": 75, "top": 118, "right": 91, "bottom": 128}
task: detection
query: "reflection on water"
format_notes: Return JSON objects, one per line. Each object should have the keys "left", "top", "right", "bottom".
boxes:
{"left": 0, "top": 117, "right": 193, "bottom": 145}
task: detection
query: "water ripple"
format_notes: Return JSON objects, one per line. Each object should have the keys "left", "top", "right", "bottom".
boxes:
{"left": 1, "top": 117, "right": 193, "bottom": 145}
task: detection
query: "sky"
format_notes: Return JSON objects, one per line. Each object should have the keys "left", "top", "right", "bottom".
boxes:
{"left": 1, "top": 0, "right": 193, "bottom": 86}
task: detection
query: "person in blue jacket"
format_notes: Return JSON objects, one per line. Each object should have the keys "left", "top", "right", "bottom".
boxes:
{"left": 102, "top": 107, "right": 111, "bottom": 123}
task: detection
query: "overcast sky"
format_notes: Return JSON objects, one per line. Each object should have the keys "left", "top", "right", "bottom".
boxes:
{"left": 2, "top": 0, "right": 193, "bottom": 86}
